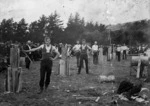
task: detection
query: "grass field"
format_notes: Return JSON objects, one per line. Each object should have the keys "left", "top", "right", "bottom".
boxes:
{"left": 0, "top": 54, "right": 150, "bottom": 106}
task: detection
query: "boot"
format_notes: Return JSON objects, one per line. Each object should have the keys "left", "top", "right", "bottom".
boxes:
{"left": 37, "top": 88, "right": 43, "bottom": 94}
{"left": 45, "top": 85, "right": 48, "bottom": 91}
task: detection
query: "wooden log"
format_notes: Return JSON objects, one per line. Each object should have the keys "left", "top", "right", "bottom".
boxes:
{"left": 5, "top": 45, "right": 22, "bottom": 93}
{"left": 10, "top": 45, "right": 20, "bottom": 68}
{"left": 99, "top": 48, "right": 103, "bottom": 64}
{"left": 75, "top": 96, "right": 98, "bottom": 101}
{"left": 65, "top": 57, "right": 70, "bottom": 76}
{"left": 12, "top": 68, "right": 17, "bottom": 92}
{"left": 59, "top": 59, "right": 66, "bottom": 76}
{"left": 6, "top": 67, "right": 11, "bottom": 92}
{"left": 108, "top": 46, "right": 112, "bottom": 61}
{"left": 15, "top": 69, "right": 18, "bottom": 92}
{"left": 5, "top": 67, "right": 22, "bottom": 93}
{"left": 136, "top": 58, "right": 141, "bottom": 78}
{"left": 131, "top": 56, "right": 149, "bottom": 66}
{"left": 20, "top": 57, "right": 25, "bottom": 67}
{"left": 16, "top": 67, "right": 22, "bottom": 93}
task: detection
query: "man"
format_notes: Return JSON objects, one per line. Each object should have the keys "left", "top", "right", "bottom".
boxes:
{"left": 58, "top": 43, "right": 63, "bottom": 55}
{"left": 24, "top": 40, "right": 32, "bottom": 69}
{"left": 72, "top": 40, "right": 81, "bottom": 67}
{"left": 121, "top": 44, "right": 128, "bottom": 60}
{"left": 92, "top": 41, "right": 99, "bottom": 65}
{"left": 78, "top": 39, "right": 91, "bottom": 74}
{"left": 24, "top": 37, "right": 60, "bottom": 94}
{"left": 116, "top": 45, "right": 121, "bottom": 61}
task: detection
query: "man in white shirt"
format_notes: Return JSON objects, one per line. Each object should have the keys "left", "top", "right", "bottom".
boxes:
{"left": 24, "top": 40, "right": 32, "bottom": 69}
{"left": 72, "top": 40, "right": 81, "bottom": 67}
{"left": 121, "top": 44, "right": 128, "bottom": 60}
{"left": 24, "top": 37, "right": 60, "bottom": 94}
{"left": 92, "top": 41, "right": 99, "bottom": 65}
{"left": 116, "top": 45, "right": 121, "bottom": 61}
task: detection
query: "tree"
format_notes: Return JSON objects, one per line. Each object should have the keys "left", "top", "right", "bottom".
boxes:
{"left": 0, "top": 18, "right": 14, "bottom": 41}
{"left": 15, "top": 18, "right": 28, "bottom": 42}
{"left": 47, "top": 11, "right": 64, "bottom": 43}
{"left": 65, "top": 13, "right": 85, "bottom": 43}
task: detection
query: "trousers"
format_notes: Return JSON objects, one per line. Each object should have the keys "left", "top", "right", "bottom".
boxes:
{"left": 78, "top": 54, "right": 89, "bottom": 74}
{"left": 39, "top": 58, "right": 53, "bottom": 89}
{"left": 93, "top": 51, "right": 98, "bottom": 64}
{"left": 75, "top": 52, "right": 80, "bottom": 67}
{"left": 25, "top": 57, "right": 30, "bottom": 69}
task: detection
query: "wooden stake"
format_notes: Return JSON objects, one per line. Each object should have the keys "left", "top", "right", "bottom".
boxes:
{"left": 136, "top": 56, "right": 141, "bottom": 78}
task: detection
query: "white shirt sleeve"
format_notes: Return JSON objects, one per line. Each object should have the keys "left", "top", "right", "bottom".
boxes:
{"left": 52, "top": 46, "right": 57, "bottom": 52}
{"left": 92, "top": 45, "right": 94, "bottom": 50}
{"left": 73, "top": 45, "right": 76, "bottom": 50}
{"left": 39, "top": 44, "right": 44, "bottom": 49}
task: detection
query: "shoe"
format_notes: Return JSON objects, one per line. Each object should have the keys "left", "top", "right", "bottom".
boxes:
{"left": 45, "top": 86, "right": 48, "bottom": 91}
{"left": 37, "top": 88, "right": 43, "bottom": 94}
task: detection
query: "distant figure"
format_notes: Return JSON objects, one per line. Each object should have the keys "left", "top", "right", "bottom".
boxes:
{"left": 121, "top": 44, "right": 128, "bottom": 60}
{"left": 72, "top": 40, "right": 81, "bottom": 67}
{"left": 78, "top": 39, "right": 91, "bottom": 74}
{"left": 24, "top": 40, "right": 32, "bottom": 69}
{"left": 92, "top": 41, "right": 99, "bottom": 65}
{"left": 116, "top": 45, "right": 121, "bottom": 61}
{"left": 58, "top": 43, "right": 63, "bottom": 55}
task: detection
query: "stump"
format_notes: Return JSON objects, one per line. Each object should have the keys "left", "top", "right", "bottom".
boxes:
{"left": 130, "top": 55, "right": 149, "bottom": 78}
{"left": 59, "top": 59, "right": 66, "bottom": 76}
{"left": 59, "top": 47, "right": 70, "bottom": 76}
{"left": 59, "top": 58, "right": 70, "bottom": 76}
{"left": 5, "top": 67, "right": 22, "bottom": 93}
{"left": 131, "top": 56, "right": 149, "bottom": 66}
{"left": 65, "top": 57, "right": 70, "bottom": 76}
{"left": 5, "top": 45, "right": 22, "bottom": 93}
{"left": 107, "top": 46, "right": 112, "bottom": 61}
{"left": 20, "top": 57, "right": 25, "bottom": 67}
{"left": 99, "top": 48, "right": 103, "bottom": 64}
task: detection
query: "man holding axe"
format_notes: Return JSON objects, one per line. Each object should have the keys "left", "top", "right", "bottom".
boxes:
{"left": 24, "top": 37, "right": 60, "bottom": 94}
{"left": 24, "top": 40, "right": 32, "bottom": 70}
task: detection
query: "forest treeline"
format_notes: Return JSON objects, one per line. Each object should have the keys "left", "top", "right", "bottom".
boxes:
{"left": 0, "top": 11, "right": 150, "bottom": 45}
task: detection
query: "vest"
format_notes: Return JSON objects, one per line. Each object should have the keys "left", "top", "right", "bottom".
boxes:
{"left": 42, "top": 44, "right": 53, "bottom": 60}
{"left": 80, "top": 45, "right": 88, "bottom": 54}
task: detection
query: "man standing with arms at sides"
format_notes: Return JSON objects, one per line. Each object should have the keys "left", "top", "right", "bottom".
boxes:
{"left": 72, "top": 40, "right": 81, "bottom": 68}
{"left": 78, "top": 39, "right": 91, "bottom": 74}
{"left": 24, "top": 40, "right": 32, "bottom": 70}
{"left": 24, "top": 37, "right": 60, "bottom": 94}
{"left": 92, "top": 41, "right": 99, "bottom": 65}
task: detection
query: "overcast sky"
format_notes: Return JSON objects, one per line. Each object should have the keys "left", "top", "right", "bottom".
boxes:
{"left": 0, "top": 0, "right": 150, "bottom": 27}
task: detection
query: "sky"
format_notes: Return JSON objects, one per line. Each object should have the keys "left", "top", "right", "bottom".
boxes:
{"left": 0, "top": 0, "right": 150, "bottom": 27}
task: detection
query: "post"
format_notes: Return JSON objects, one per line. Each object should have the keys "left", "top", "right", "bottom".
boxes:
{"left": 59, "top": 46, "right": 70, "bottom": 76}
{"left": 5, "top": 45, "right": 22, "bottom": 93}
{"left": 136, "top": 55, "right": 142, "bottom": 78}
